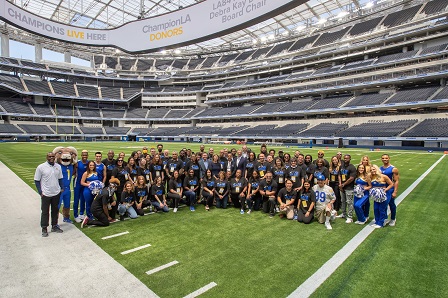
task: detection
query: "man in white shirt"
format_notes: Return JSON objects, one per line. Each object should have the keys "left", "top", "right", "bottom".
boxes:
{"left": 35, "top": 152, "right": 64, "bottom": 237}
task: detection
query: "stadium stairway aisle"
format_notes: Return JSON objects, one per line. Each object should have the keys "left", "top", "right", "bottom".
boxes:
{"left": 0, "top": 161, "right": 158, "bottom": 298}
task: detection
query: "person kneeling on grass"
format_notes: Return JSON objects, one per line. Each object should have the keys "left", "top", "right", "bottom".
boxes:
{"left": 312, "top": 174, "right": 336, "bottom": 230}
{"left": 150, "top": 176, "right": 169, "bottom": 212}
{"left": 276, "top": 179, "right": 297, "bottom": 219}
{"left": 118, "top": 181, "right": 138, "bottom": 220}
{"left": 81, "top": 178, "right": 120, "bottom": 228}
{"left": 297, "top": 181, "right": 316, "bottom": 224}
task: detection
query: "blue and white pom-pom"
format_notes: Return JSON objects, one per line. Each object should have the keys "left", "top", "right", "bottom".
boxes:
{"left": 369, "top": 188, "right": 387, "bottom": 203}
{"left": 89, "top": 180, "right": 104, "bottom": 195}
{"left": 354, "top": 185, "right": 365, "bottom": 198}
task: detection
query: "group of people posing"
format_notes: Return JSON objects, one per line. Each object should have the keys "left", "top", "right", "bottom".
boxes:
{"left": 39, "top": 143, "right": 399, "bottom": 233}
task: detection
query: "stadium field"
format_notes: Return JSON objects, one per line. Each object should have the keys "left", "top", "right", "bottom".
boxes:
{"left": 1, "top": 141, "right": 446, "bottom": 297}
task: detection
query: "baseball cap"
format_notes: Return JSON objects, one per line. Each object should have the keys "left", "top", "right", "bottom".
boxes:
{"left": 316, "top": 174, "right": 326, "bottom": 181}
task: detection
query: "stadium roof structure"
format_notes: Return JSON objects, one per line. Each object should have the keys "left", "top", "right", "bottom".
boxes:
{"left": 3, "top": 0, "right": 380, "bottom": 58}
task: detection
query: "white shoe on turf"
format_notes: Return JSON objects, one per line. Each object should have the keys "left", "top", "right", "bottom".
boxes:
{"left": 383, "top": 219, "right": 391, "bottom": 226}
{"left": 325, "top": 222, "right": 333, "bottom": 230}
{"left": 336, "top": 214, "right": 345, "bottom": 218}
{"left": 330, "top": 210, "right": 337, "bottom": 221}
{"left": 345, "top": 218, "right": 353, "bottom": 224}
{"left": 372, "top": 224, "right": 382, "bottom": 229}
{"left": 173, "top": 208, "right": 178, "bottom": 213}
{"left": 389, "top": 219, "right": 396, "bottom": 226}
{"left": 74, "top": 216, "right": 82, "bottom": 223}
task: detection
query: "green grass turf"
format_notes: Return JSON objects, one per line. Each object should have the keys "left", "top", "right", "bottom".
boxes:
{"left": 0, "top": 141, "right": 446, "bottom": 297}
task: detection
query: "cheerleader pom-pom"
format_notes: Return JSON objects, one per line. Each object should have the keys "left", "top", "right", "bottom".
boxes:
{"left": 89, "top": 181, "right": 104, "bottom": 195}
{"left": 354, "top": 185, "right": 365, "bottom": 198}
{"left": 369, "top": 188, "right": 387, "bottom": 203}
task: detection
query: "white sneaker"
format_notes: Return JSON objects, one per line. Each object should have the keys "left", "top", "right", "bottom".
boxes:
{"left": 383, "top": 219, "right": 390, "bottom": 226}
{"left": 247, "top": 209, "right": 251, "bottom": 214}
{"left": 372, "top": 224, "right": 382, "bottom": 229}
{"left": 74, "top": 216, "right": 82, "bottom": 223}
{"left": 330, "top": 210, "right": 337, "bottom": 221}
{"left": 325, "top": 222, "right": 333, "bottom": 230}
{"left": 370, "top": 221, "right": 377, "bottom": 226}
{"left": 389, "top": 219, "right": 396, "bottom": 226}
{"left": 275, "top": 207, "right": 280, "bottom": 213}
{"left": 345, "top": 218, "right": 353, "bottom": 224}
{"left": 336, "top": 214, "right": 345, "bottom": 218}
{"left": 355, "top": 220, "right": 367, "bottom": 225}
{"left": 173, "top": 208, "right": 178, "bottom": 213}
{"left": 79, "top": 214, "right": 85, "bottom": 220}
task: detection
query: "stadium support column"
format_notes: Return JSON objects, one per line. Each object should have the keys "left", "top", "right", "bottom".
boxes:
{"left": 64, "top": 51, "right": 71, "bottom": 63}
{"left": 35, "top": 43, "right": 42, "bottom": 62}
{"left": 1, "top": 34, "right": 10, "bottom": 57}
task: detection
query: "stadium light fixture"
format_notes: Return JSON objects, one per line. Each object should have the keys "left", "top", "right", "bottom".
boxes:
{"left": 252, "top": 39, "right": 258, "bottom": 44}
{"left": 268, "top": 34, "right": 275, "bottom": 40}
{"left": 296, "top": 25, "right": 306, "bottom": 31}
{"left": 161, "top": 50, "right": 167, "bottom": 55}
{"left": 174, "top": 49, "right": 181, "bottom": 54}
{"left": 260, "top": 36, "right": 267, "bottom": 42}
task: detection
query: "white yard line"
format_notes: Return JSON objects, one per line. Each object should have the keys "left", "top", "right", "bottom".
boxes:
{"left": 121, "top": 244, "right": 152, "bottom": 255}
{"left": 183, "top": 282, "right": 217, "bottom": 298}
{"left": 288, "top": 154, "right": 446, "bottom": 298}
{"left": 101, "top": 231, "right": 129, "bottom": 240}
{"left": 145, "top": 260, "right": 179, "bottom": 275}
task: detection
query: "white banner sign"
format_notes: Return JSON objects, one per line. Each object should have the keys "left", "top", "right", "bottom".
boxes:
{"left": 0, "top": 0, "right": 303, "bottom": 53}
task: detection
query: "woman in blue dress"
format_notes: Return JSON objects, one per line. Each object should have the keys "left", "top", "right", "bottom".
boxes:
{"left": 369, "top": 165, "right": 393, "bottom": 228}
{"left": 81, "top": 161, "right": 103, "bottom": 220}
{"left": 353, "top": 164, "right": 372, "bottom": 225}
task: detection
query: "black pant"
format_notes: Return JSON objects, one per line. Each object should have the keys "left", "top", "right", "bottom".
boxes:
{"left": 89, "top": 208, "right": 110, "bottom": 226}
{"left": 297, "top": 210, "right": 314, "bottom": 224}
{"left": 202, "top": 191, "right": 214, "bottom": 207}
{"left": 41, "top": 194, "right": 60, "bottom": 228}
{"left": 330, "top": 182, "right": 342, "bottom": 211}
{"left": 167, "top": 193, "right": 181, "bottom": 208}
{"left": 262, "top": 196, "right": 276, "bottom": 214}
{"left": 230, "top": 193, "right": 242, "bottom": 208}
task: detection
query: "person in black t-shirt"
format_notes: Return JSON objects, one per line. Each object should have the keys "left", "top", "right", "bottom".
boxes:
{"left": 246, "top": 171, "right": 261, "bottom": 213}
{"left": 297, "top": 181, "right": 316, "bottom": 224}
{"left": 202, "top": 169, "right": 215, "bottom": 211}
{"left": 102, "top": 150, "right": 115, "bottom": 186}
{"left": 167, "top": 170, "right": 183, "bottom": 213}
{"left": 150, "top": 176, "right": 169, "bottom": 212}
{"left": 259, "top": 172, "right": 278, "bottom": 217}
{"left": 276, "top": 179, "right": 297, "bottom": 220}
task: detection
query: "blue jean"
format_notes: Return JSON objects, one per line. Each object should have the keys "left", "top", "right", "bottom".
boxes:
{"left": 216, "top": 194, "right": 228, "bottom": 209}
{"left": 73, "top": 183, "right": 85, "bottom": 218}
{"left": 354, "top": 194, "right": 369, "bottom": 222}
{"left": 184, "top": 190, "right": 196, "bottom": 206}
{"left": 151, "top": 201, "right": 169, "bottom": 212}
{"left": 117, "top": 204, "right": 138, "bottom": 218}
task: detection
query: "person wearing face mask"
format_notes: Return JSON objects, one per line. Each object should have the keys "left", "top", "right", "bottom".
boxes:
{"left": 81, "top": 178, "right": 120, "bottom": 228}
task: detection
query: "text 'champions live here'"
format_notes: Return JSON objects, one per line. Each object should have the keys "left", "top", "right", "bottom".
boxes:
{"left": 0, "top": 0, "right": 299, "bottom": 53}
